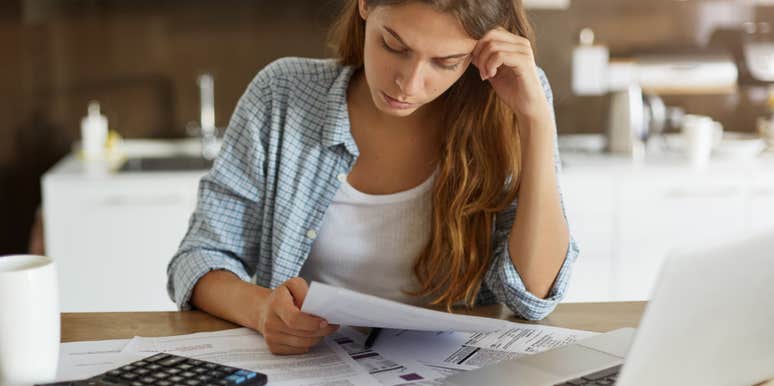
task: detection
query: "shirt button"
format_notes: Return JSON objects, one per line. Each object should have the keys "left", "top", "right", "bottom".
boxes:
{"left": 306, "top": 230, "right": 318, "bottom": 240}
{"left": 337, "top": 173, "right": 347, "bottom": 183}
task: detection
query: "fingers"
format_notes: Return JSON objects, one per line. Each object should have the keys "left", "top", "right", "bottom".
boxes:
{"left": 472, "top": 27, "right": 534, "bottom": 79}
{"left": 283, "top": 277, "right": 310, "bottom": 308}
{"left": 265, "top": 342, "right": 313, "bottom": 355}
{"left": 262, "top": 309, "right": 340, "bottom": 355}
{"left": 480, "top": 49, "right": 531, "bottom": 80}
{"left": 274, "top": 286, "right": 329, "bottom": 332}
{"left": 472, "top": 28, "right": 529, "bottom": 58}
{"left": 265, "top": 330, "right": 324, "bottom": 350}
{"left": 270, "top": 316, "right": 340, "bottom": 338}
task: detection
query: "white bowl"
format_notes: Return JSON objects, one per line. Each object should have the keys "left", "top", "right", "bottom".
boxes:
{"left": 713, "top": 132, "right": 766, "bottom": 159}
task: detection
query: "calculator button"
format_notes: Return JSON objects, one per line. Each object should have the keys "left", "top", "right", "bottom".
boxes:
{"left": 208, "top": 371, "right": 224, "bottom": 378}
{"left": 225, "top": 374, "right": 246, "bottom": 384}
{"left": 140, "top": 376, "right": 157, "bottom": 384}
{"left": 204, "top": 363, "right": 218, "bottom": 369}
{"left": 178, "top": 363, "right": 194, "bottom": 370}
{"left": 234, "top": 370, "right": 256, "bottom": 380}
{"left": 196, "top": 375, "right": 212, "bottom": 382}
{"left": 160, "top": 356, "right": 189, "bottom": 367}
{"left": 181, "top": 371, "right": 197, "bottom": 378}
{"left": 154, "top": 372, "right": 170, "bottom": 379}
{"left": 130, "top": 382, "right": 145, "bottom": 386}
{"left": 194, "top": 367, "right": 208, "bottom": 374}
{"left": 157, "top": 381, "right": 172, "bottom": 386}
{"left": 122, "top": 365, "right": 137, "bottom": 372}
{"left": 187, "top": 359, "right": 203, "bottom": 366}
{"left": 121, "top": 373, "right": 139, "bottom": 380}
{"left": 103, "top": 376, "right": 123, "bottom": 383}
{"left": 146, "top": 353, "right": 171, "bottom": 362}
{"left": 218, "top": 366, "right": 236, "bottom": 374}
{"left": 135, "top": 368, "right": 150, "bottom": 375}
{"left": 169, "top": 376, "right": 185, "bottom": 382}
{"left": 167, "top": 368, "right": 182, "bottom": 375}
{"left": 148, "top": 364, "right": 163, "bottom": 370}
{"left": 185, "top": 380, "right": 201, "bottom": 386}
{"left": 214, "top": 381, "right": 229, "bottom": 386}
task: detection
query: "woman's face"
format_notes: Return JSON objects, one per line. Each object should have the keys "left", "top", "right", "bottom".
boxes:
{"left": 358, "top": 1, "right": 478, "bottom": 118}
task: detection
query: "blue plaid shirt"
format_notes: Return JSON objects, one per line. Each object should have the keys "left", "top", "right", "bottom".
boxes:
{"left": 167, "top": 57, "right": 579, "bottom": 321}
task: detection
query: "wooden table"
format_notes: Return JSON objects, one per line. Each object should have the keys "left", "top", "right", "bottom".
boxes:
{"left": 60, "top": 303, "right": 774, "bottom": 386}
{"left": 61, "top": 301, "right": 647, "bottom": 342}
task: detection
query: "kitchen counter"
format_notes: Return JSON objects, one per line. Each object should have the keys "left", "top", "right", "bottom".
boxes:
{"left": 45, "top": 138, "right": 216, "bottom": 179}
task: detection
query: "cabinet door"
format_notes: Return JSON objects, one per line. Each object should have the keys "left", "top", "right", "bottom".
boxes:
{"left": 746, "top": 172, "right": 774, "bottom": 234}
{"left": 616, "top": 172, "right": 746, "bottom": 301}
{"left": 559, "top": 171, "right": 617, "bottom": 302}
{"left": 45, "top": 176, "right": 200, "bottom": 312}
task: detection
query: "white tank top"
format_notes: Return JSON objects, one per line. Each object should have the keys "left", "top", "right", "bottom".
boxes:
{"left": 299, "top": 169, "right": 437, "bottom": 305}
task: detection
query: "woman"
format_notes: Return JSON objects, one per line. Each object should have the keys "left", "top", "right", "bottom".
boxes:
{"left": 167, "top": 0, "right": 578, "bottom": 355}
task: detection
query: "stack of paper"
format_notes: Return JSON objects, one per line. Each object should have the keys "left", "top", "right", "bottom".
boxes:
{"left": 57, "top": 283, "right": 597, "bottom": 385}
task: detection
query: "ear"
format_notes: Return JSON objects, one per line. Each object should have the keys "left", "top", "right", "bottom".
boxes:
{"left": 357, "top": 0, "right": 369, "bottom": 20}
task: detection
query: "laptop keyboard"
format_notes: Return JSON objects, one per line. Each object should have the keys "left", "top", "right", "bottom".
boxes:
{"left": 555, "top": 364, "right": 622, "bottom": 385}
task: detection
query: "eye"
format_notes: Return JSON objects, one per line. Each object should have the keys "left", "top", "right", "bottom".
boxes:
{"left": 381, "top": 37, "right": 407, "bottom": 55}
{"left": 434, "top": 60, "right": 462, "bottom": 71}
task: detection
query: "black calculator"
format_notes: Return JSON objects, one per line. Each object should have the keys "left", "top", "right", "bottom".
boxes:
{"left": 38, "top": 352, "right": 267, "bottom": 386}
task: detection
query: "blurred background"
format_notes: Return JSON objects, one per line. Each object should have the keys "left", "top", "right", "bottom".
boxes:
{"left": 1, "top": 0, "right": 773, "bottom": 311}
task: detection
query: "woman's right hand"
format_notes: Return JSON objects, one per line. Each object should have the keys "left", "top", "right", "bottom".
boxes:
{"left": 255, "top": 277, "right": 339, "bottom": 355}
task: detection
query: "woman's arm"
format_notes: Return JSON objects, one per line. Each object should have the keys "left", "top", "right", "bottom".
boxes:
{"left": 191, "top": 270, "right": 338, "bottom": 355}
{"left": 190, "top": 270, "right": 270, "bottom": 329}
{"left": 473, "top": 28, "right": 573, "bottom": 307}
{"left": 507, "top": 116, "right": 570, "bottom": 299}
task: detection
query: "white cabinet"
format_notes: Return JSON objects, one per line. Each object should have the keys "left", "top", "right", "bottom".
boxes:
{"left": 615, "top": 172, "right": 746, "bottom": 300}
{"left": 560, "top": 171, "right": 617, "bottom": 302}
{"left": 560, "top": 153, "right": 774, "bottom": 303}
{"left": 42, "top": 141, "right": 209, "bottom": 312}
{"left": 746, "top": 171, "right": 774, "bottom": 234}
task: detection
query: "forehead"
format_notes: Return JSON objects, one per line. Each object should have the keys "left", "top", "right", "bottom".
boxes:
{"left": 370, "top": 2, "right": 477, "bottom": 54}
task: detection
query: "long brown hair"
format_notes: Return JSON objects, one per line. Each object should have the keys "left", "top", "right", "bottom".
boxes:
{"left": 329, "top": 0, "right": 535, "bottom": 310}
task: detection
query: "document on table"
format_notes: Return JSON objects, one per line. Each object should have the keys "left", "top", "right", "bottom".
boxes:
{"left": 56, "top": 339, "right": 143, "bottom": 381}
{"left": 120, "top": 327, "right": 380, "bottom": 386}
{"left": 55, "top": 323, "right": 594, "bottom": 385}
{"left": 371, "top": 323, "right": 598, "bottom": 372}
{"left": 301, "top": 282, "right": 507, "bottom": 332}
{"left": 329, "top": 327, "right": 447, "bottom": 385}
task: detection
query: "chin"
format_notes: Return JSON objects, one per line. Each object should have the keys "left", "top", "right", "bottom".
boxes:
{"left": 377, "top": 105, "right": 420, "bottom": 117}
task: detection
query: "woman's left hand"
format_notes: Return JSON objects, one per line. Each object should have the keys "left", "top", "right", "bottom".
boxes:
{"left": 471, "top": 27, "right": 552, "bottom": 124}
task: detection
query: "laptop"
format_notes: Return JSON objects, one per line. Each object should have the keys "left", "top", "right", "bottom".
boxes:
{"left": 444, "top": 230, "right": 774, "bottom": 386}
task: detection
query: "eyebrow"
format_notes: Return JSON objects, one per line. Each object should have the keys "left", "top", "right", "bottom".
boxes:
{"left": 383, "top": 26, "right": 471, "bottom": 60}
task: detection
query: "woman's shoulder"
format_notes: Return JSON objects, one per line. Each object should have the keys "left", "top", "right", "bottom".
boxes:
{"left": 251, "top": 57, "right": 346, "bottom": 90}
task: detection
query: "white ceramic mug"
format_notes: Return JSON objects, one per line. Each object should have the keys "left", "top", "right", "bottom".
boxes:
{"left": 681, "top": 114, "right": 723, "bottom": 167}
{"left": 0, "top": 255, "right": 60, "bottom": 386}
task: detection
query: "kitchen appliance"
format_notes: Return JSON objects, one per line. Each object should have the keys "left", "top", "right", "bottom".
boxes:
{"left": 607, "top": 85, "right": 667, "bottom": 156}
{"left": 606, "top": 53, "right": 737, "bottom": 156}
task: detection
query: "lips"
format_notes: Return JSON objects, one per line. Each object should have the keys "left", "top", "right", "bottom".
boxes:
{"left": 381, "top": 91, "right": 415, "bottom": 109}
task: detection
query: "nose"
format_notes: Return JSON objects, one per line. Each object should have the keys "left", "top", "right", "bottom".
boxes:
{"left": 395, "top": 60, "right": 424, "bottom": 97}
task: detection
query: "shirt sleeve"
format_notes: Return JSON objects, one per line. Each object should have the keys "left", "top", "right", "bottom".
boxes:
{"left": 480, "top": 67, "right": 580, "bottom": 321}
{"left": 166, "top": 72, "right": 273, "bottom": 311}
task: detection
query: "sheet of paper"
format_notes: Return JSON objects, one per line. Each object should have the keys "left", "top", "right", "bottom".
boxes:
{"left": 120, "top": 327, "right": 379, "bottom": 386}
{"left": 301, "top": 282, "right": 507, "bottom": 332}
{"left": 372, "top": 323, "right": 597, "bottom": 371}
{"left": 330, "top": 327, "right": 446, "bottom": 385}
{"left": 56, "top": 339, "right": 145, "bottom": 382}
